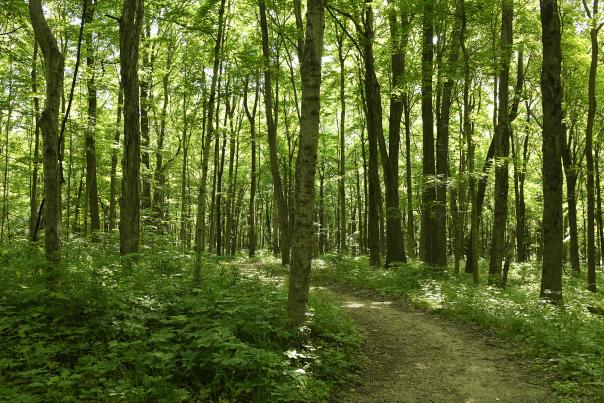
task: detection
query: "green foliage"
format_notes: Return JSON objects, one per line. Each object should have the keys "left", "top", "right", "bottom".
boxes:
{"left": 312, "top": 256, "right": 604, "bottom": 402}
{"left": 0, "top": 242, "right": 360, "bottom": 402}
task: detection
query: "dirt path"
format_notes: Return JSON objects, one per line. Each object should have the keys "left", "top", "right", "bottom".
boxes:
{"left": 325, "top": 289, "right": 553, "bottom": 403}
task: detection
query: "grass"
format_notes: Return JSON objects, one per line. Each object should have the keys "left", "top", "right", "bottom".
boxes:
{"left": 0, "top": 239, "right": 361, "bottom": 402}
{"left": 311, "top": 254, "right": 604, "bottom": 402}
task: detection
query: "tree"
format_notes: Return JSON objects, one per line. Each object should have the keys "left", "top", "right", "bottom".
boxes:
{"left": 583, "top": 0, "right": 600, "bottom": 293}
{"left": 28, "top": 0, "right": 65, "bottom": 284}
{"left": 119, "top": 0, "right": 144, "bottom": 256}
{"left": 259, "top": 0, "right": 291, "bottom": 265}
{"left": 539, "top": 0, "right": 564, "bottom": 303}
{"left": 420, "top": 0, "right": 437, "bottom": 266}
{"left": 84, "top": 0, "right": 100, "bottom": 236}
{"left": 488, "top": 0, "right": 513, "bottom": 287}
{"left": 287, "top": 0, "right": 325, "bottom": 325}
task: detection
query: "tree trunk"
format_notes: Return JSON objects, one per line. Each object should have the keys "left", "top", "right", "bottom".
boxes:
{"left": 595, "top": 145, "right": 604, "bottom": 266}
{"left": 488, "top": 0, "right": 512, "bottom": 287}
{"left": 562, "top": 130, "right": 581, "bottom": 273}
{"left": 336, "top": 30, "right": 347, "bottom": 253}
{"left": 259, "top": 0, "right": 291, "bottom": 265}
{"left": 153, "top": 43, "right": 174, "bottom": 230}
{"left": 421, "top": 0, "right": 437, "bottom": 266}
{"left": 585, "top": 0, "right": 599, "bottom": 293}
{"left": 195, "top": 0, "right": 226, "bottom": 280}
{"left": 244, "top": 77, "right": 258, "bottom": 257}
{"left": 435, "top": 0, "right": 464, "bottom": 268}
{"left": 359, "top": 0, "right": 383, "bottom": 266}
{"left": 287, "top": 0, "right": 325, "bottom": 324}
{"left": 85, "top": 0, "right": 100, "bottom": 236}
{"left": 29, "top": 0, "right": 65, "bottom": 282}
{"left": 380, "top": 1, "right": 409, "bottom": 265}
{"left": 119, "top": 0, "right": 144, "bottom": 256}
{"left": 179, "top": 89, "right": 190, "bottom": 246}
{"left": 539, "top": 0, "right": 564, "bottom": 303}
{"left": 403, "top": 96, "right": 416, "bottom": 258}
{"left": 140, "top": 25, "right": 152, "bottom": 211}
{"left": 460, "top": 0, "right": 478, "bottom": 282}
{"left": 109, "top": 86, "right": 123, "bottom": 231}
{"left": 29, "top": 42, "right": 41, "bottom": 241}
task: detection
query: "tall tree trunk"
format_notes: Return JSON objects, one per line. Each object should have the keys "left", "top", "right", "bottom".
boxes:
{"left": 562, "top": 127, "right": 581, "bottom": 273}
{"left": 359, "top": 0, "right": 383, "bottom": 266}
{"left": 85, "top": 0, "right": 100, "bottom": 235}
{"left": 287, "top": 0, "right": 325, "bottom": 324}
{"left": 259, "top": 0, "right": 291, "bottom": 265}
{"left": 436, "top": 0, "right": 464, "bottom": 268}
{"left": 596, "top": 145, "right": 604, "bottom": 266}
{"left": 540, "top": 0, "right": 564, "bottom": 303}
{"left": 140, "top": 25, "right": 152, "bottom": 211}
{"left": 460, "top": 0, "right": 478, "bottom": 282}
{"left": 119, "top": 0, "right": 144, "bottom": 256}
{"left": 403, "top": 96, "right": 415, "bottom": 258}
{"left": 1, "top": 52, "right": 13, "bottom": 243}
{"left": 336, "top": 29, "right": 347, "bottom": 253}
{"left": 29, "top": 42, "right": 41, "bottom": 241}
{"left": 421, "top": 0, "right": 437, "bottom": 266}
{"left": 179, "top": 89, "right": 189, "bottom": 246}
{"left": 488, "top": 0, "right": 512, "bottom": 287}
{"left": 195, "top": 0, "right": 226, "bottom": 280}
{"left": 153, "top": 43, "right": 174, "bottom": 230}
{"left": 109, "top": 87, "right": 123, "bottom": 231}
{"left": 585, "top": 0, "right": 599, "bottom": 293}
{"left": 244, "top": 77, "right": 258, "bottom": 257}
{"left": 380, "top": 1, "right": 409, "bottom": 265}
{"left": 512, "top": 125, "right": 529, "bottom": 262}
{"left": 29, "top": 0, "right": 65, "bottom": 282}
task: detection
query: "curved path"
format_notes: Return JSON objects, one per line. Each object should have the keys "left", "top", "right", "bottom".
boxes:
{"left": 326, "top": 289, "right": 553, "bottom": 403}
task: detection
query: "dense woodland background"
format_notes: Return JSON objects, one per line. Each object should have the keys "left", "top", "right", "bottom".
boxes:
{"left": 1, "top": 0, "right": 604, "bottom": 401}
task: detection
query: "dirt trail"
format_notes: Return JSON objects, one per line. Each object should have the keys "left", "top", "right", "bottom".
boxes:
{"left": 325, "top": 289, "right": 553, "bottom": 403}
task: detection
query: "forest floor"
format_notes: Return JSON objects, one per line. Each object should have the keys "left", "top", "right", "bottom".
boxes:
{"left": 323, "top": 287, "right": 553, "bottom": 403}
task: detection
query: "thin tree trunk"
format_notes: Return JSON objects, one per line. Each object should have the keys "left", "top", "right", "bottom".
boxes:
{"left": 244, "top": 76, "right": 259, "bottom": 257}
{"left": 336, "top": 29, "right": 347, "bottom": 253}
{"left": 85, "top": 0, "right": 100, "bottom": 236}
{"left": 596, "top": 145, "right": 604, "bottom": 265}
{"left": 359, "top": 0, "right": 383, "bottom": 266}
{"left": 140, "top": 25, "right": 152, "bottom": 211}
{"left": 109, "top": 86, "right": 123, "bottom": 231}
{"left": 195, "top": 0, "right": 227, "bottom": 281}
{"left": 1, "top": 53, "right": 13, "bottom": 243}
{"left": 153, "top": 43, "right": 174, "bottom": 230}
{"left": 488, "top": 0, "right": 513, "bottom": 287}
{"left": 421, "top": 0, "right": 437, "bottom": 266}
{"left": 259, "top": 0, "right": 291, "bottom": 265}
{"left": 436, "top": 0, "right": 464, "bottom": 268}
{"left": 179, "top": 88, "right": 189, "bottom": 245}
{"left": 585, "top": 0, "right": 599, "bottom": 292}
{"left": 29, "top": 42, "right": 41, "bottom": 241}
{"left": 562, "top": 128, "right": 581, "bottom": 273}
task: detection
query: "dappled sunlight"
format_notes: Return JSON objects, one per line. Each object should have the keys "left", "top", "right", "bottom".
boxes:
{"left": 343, "top": 301, "right": 366, "bottom": 309}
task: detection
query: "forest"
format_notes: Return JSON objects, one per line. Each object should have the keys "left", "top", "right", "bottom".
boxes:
{"left": 1, "top": 0, "right": 604, "bottom": 401}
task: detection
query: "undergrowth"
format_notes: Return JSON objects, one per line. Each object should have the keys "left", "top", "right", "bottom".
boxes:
{"left": 0, "top": 239, "right": 360, "bottom": 402}
{"left": 312, "top": 254, "right": 604, "bottom": 402}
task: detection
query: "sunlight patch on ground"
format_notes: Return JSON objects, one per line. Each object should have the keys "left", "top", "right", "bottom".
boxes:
{"left": 343, "top": 301, "right": 365, "bottom": 309}
{"left": 418, "top": 280, "right": 444, "bottom": 309}
{"left": 370, "top": 301, "right": 392, "bottom": 306}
